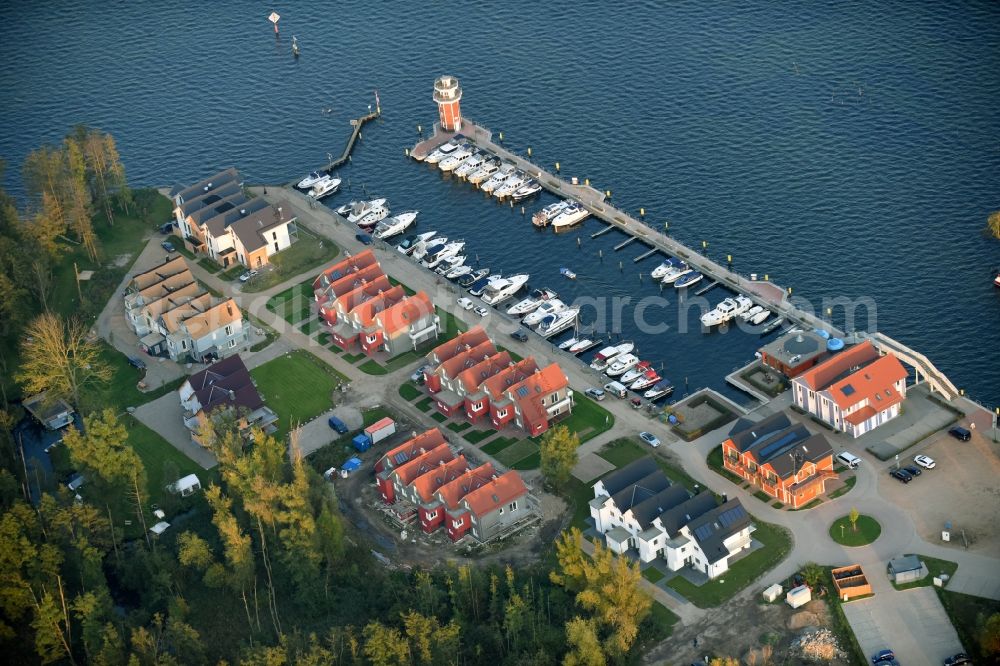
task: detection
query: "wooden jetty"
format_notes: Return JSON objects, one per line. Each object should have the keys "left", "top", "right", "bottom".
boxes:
{"left": 289, "top": 110, "right": 380, "bottom": 186}
{"left": 694, "top": 280, "right": 720, "bottom": 296}
{"left": 590, "top": 225, "right": 615, "bottom": 238}
{"left": 614, "top": 237, "right": 636, "bottom": 251}
{"left": 633, "top": 247, "right": 658, "bottom": 263}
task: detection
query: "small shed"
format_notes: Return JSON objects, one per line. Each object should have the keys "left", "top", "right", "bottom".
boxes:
{"left": 762, "top": 583, "right": 783, "bottom": 603}
{"left": 150, "top": 521, "right": 171, "bottom": 536}
{"left": 786, "top": 584, "right": 812, "bottom": 609}
{"left": 832, "top": 564, "right": 872, "bottom": 599}
{"left": 169, "top": 473, "right": 202, "bottom": 497}
{"left": 887, "top": 555, "right": 925, "bottom": 584}
{"left": 24, "top": 392, "right": 75, "bottom": 430}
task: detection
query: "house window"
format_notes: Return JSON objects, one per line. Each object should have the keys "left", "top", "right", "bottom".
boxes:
{"left": 452, "top": 518, "right": 463, "bottom": 529}
{"left": 181, "top": 340, "right": 187, "bottom": 350}
{"left": 225, "top": 325, "right": 233, "bottom": 336}
{"left": 497, "top": 408, "right": 508, "bottom": 418}
{"left": 229, "top": 339, "right": 237, "bottom": 348}
{"left": 272, "top": 232, "right": 277, "bottom": 240}
{"left": 472, "top": 401, "right": 483, "bottom": 411}
{"left": 366, "top": 334, "right": 378, "bottom": 344}
{"left": 508, "top": 501, "right": 517, "bottom": 511}
{"left": 499, "top": 507, "right": 504, "bottom": 514}
{"left": 425, "top": 510, "right": 437, "bottom": 520}
{"left": 550, "top": 393, "right": 559, "bottom": 404}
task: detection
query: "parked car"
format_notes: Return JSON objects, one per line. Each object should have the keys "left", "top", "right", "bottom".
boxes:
{"left": 410, "top": 365, "right": 428, "bottom": 383}
{"left": 639, "top": 431, "right": 660, "bottom": 448}
{"left": 160, "top": 240, "right": 175, "bottom": 252}
{"left": 902, "top": 464, "right": 922, "bottom": 477}
{"left": 355, "top": 232, "right": 373, "bottom": 245}
{"left": 473, "top": 305, "right": 489, "bottom": 317}
{"left": 871, "top": 650, "right": 895, "bottom": 664}
{"left": 584, "top": 388, "right": 605, "bottom": 401}
{"left": 239, "top": 270, "right": 258, "bottom": 282}
{"left": 943, "top": 652, "right": 971, "bottom": 666}
{"left": 948, "top": 426, "right": 971, "bottom": 441}
{"left": 159, "top": 222, "right": 174, "bottom": 234}
{"left": 510, "top": 329, "right": 529, "bottom": 342}
{"left": 127, "top": 356, "right": 146, "bottom": 370}
{"left": 913, "top": 454, "right": 936, "bottom": 469}
{"left": 889, "top": 469, "right": 912, "bottom": 483}
{"left": 457, "top": 297, "right": 474, "bottom": 310}
{"left": 327, "top": 416, "right": 349, "bottom": 434}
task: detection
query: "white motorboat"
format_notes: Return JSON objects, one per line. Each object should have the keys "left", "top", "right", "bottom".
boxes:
{"left": 740, "top": 305, "right": 764, "bottom": 322}
{"left": 750, "top": 309, "right": 771, "bottom": 325}
{"left": 606, "top": 353, "right": 640, "bottom": 377}
{"left": 506, "top": 288, "right": 558, "bottom": 316}
{"left": 424, "top": 140, "right": 461, "bottom": 164}
{"left": 674, "top": 272, "right": 704, "bottom": 289}
{"left": 480, "top": 163, "right": 517, "bottom": 193}
{"left": 373, "top": 211, "right": 418, "bottom": 240}
{"left": 511, "top": 179, "right": 542, "bottom": 202}
{"left": 297, "top": 171, "right": 327, "bottom": 189}
{"left": 458, "top": 267, "right": 489, "bottom": 287}
{"left": 551, "top": 202, "right": 590, "bottom": 229}
{"left": 532, "top": 201, "right": 569, "bottom": 227}
{"left": 523, "top": 298, "right": 568, "bottom": 327}
{"left": 537, "top": 308, "right": 579, "bottom": 338}
{"left": 438, "top": 145, "right": 474, "bottom": 172}
{"left": 435, "top": 254, "right": 465, "bottom": 275}
{"left": 494, "top": 173, "right": 527, "bottom": 199}
{"left": 468, "top": 160, "right": 500, "bottom": 185}
{"left": 468, "top": 273, "right": 496, "bottom": 297}
{"left": 558, "top": 336, "right": 580, "bottom": 351}
{"left": 631, "top": 369, "right": 662, "bottom": 391}
{"left": 397, "top": 231, "right": 436, "bottom": 255}
{"left": 346, "top": 198, "right": 389, "bottom": 226}
{"left": 411, "top": 235, "right": 446, "bottom": 261}
{"left": 569, "top": 338, "right": 600, "bottom": 354}
{"left": 589, "top": 342, "right": 635, "bottom": 371}
{"left": 446, "top": 264, "right": 473, "bottom": 280}
{"left": 621, "top": 361, "right": 653, "bottom": 385}
{"left": 700, "top": 298, "right": 740, "bottom": 327}
{"left": 651, "top": 258, "right": 680, "bottom": 280}
{"left": 308, "top": 176, "right": 342, "bottom": 199}
{"left": 644, "top": 381, "right": 675, "bottom": 401}
{"left": 454, "top": 153, "right": 486, "bottom": 178}
{"left": 481, "top": 273, "right": 530, "bottom": 306}
{"left": 660, "top": 261, "right": 692, "bottom": 284}
{"left": 422, "top": 241, "right": 465, "bottom": 268}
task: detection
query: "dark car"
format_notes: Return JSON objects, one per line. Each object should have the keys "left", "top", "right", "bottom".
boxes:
{"left": 355, "top": 232, "right": 373, "bottom": 245}
{"left": 948, "top": 426, "right": 971, "bottom": 441}
{"left": 510, "top": 329, "right": 529, "bottom": 342}
{"left": 127, "top": 356, "right": 146, "bottom": 370}
{"left": 902, "top": 464, "right": 922, "bottom": 477}
{"left": 890, "top": 469, "right": 912, "bottom": 483}
{"left": 871, "top": 650, "right": 895, "bottom": 664}
{"left": 159, "top": 222, "right": 174, "bottom": 234}
{"left": 161, "top": 240, "right": 175, "bottom": 252}
{"left": 943, "top": 653, "right": 971, "bottom": 666}
{"left": 327, "top": 416, "right": 349, "bottom": 434}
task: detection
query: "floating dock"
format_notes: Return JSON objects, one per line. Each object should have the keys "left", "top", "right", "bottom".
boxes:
{"left": 694, "top": 280, "right": 720, "bottom": 296}
{"left": 633, "top": 247, "right": 658, "bottom": 263}
{"left": 289, "top": 110, "right": 380, "bottom": 186}
{"left": 614, "top": 237, "right": 637, "bottom": 251}
{"left": 590, "top": 225, "right": 615, "bottom": 238}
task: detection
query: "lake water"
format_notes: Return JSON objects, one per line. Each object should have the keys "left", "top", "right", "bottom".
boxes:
{"left": 2, "top": 0, "right": 998, "bottom": 406}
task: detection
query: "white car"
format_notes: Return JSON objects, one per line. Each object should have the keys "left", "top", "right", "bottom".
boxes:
{"left": 457, "top": 297, "right": 474, "bottom": 310}
{"left": 473, "top": 305, "right": 489, "bottom": 317}
{"left": 913, "top": 454, "right": 936, "bottom": 469}
{"left": 239, "top": 270, "right": 258, "bottom": 282}
{"left": 639, "top": 431, "right": 660, "bottom": 448}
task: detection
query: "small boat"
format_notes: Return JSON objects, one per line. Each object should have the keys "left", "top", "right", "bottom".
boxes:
{"left": 760, "top": 316, "right": 786, "bottom": 335}
{"left": 674, "top": 272, "right": 704, "bottom": 289}
{"left": 412, "top": 235, "right": 447, "bottom": 262}
{"left": 606, "top": 353, "right": 640, "bottom": 377}
{"left": 733, "top": 295, "right": 753, "bottom": 315}
{"left": 523, "top": 299, "right": 568, "bottom": 327}
{"left": 297, "top": 171, "right": 327, "bottom": 189}
{"left": 454, "top": 153, "right": 487, "bottom": 179}
{"left": 308, "top": 176, "right": 342, "bottom": 199}
{"left": 569, "top": 338, "right": 600, "bottom": 355}
{"left": 740, "top": 305, "right": 764, "bottom": 322}
{"left": 468, "top": 159, "right": 500, "bottom": 185}
{"left": 589, "top": 342, "right": 634, "bottom": 371}
{"left": 459, "top": 267, "right": 489, "bottom": 287}
{"left": 481, "top": 163, "right": 517, "bottom": 193}
{"left": 446, "top": 264, "right": 473, "bottom": 280}
{"left": 397, "top": 231, "right": 436, "bottom": 255}
{"left": 750, "top": 309, "right": 771, "bottom": 325}
{"left": 620, "top": 361, "right": 653, "bottom": 385}
{"left": 700, "top": 298, "right": 739, "bottom": 327}
{"left": 644, "top": 381, "right": 675, "bottom": 401}
{"left": 532, "top": 201, "right": 569, "bottom": 227}
{"left": 551, "top": 202, "right": 590, "bottom": 229}
{"left": 424, "top": 140, "right": 461, "bottom": 165}
{"left": 650, "top": 258, "right": 680, "bottom": 280}
{"left": 558, "top": 336, "right": 580, "bottom": 351}
{"left": 537, "top": 308, "right": 579, "bottom": 338}
{"left": 422, "top": 241, "right": 465, "bottom": 269}
{"left": 434, "top": 255, "right": 465, "bottom": 275}
{"left": 468, "top": 273, "right": 497, "bottom": 297}
{"left": 372, "top": 211, "right": 418, "bottom": 240}
{"left": 560, "top": 267, "right": 577, "bottom": 280}
{"left": 346, "top": 198, "right": 389, "bottom": 227}
{"left": 993, "top": 273, "right": 1000, "bottom": 288}
{"left": 506, "top": 288, "right": 558, "bottom": 316}
{"left": 660, "top": 261, "right": 692, "bottom": 284}
{"left": 631, "top": 369, "right": 662, "bottom": 391}
{"left": 494, "top": 173, "right": 528, "bottom": 199}
{"left": 511, "top": 179, "right": 542, "bottom": 202}
{"left": 482, "top": 273, "right": 530, "bottom": 305}
{"left": 438, "top": 145, "right": 473, "bottom": 172}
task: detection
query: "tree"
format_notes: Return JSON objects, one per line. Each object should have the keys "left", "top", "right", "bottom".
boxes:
{"left": 800, "top": 562, "right": 826, "bottom": 589}
{"left": 988, "top": 211, "right": 1000, "bottom": 240}
{"left": 550, "top": 528, "right": 589, "bottom": 593}
{"left": 362, "top": 621, "right": 410, "bottom": 666}
{"left": 176, "top": 532, "right": 214, "bottom": 572}
{"left": 849, "top": 507, "right": 860, "bottom": 532}
{"left": 16, "top": 313, "right": 112, "bottom": 405}
{"left": 61, "top": 410, "right": 143, "bottom": 489}
{"left": 539, "top": 425, "right": 580, "bottom": 491}
{"left": 401, "top": 611, "right": 460, "bottom": 666}
{"left": 982, "top": 612, "right": 1000, "bottom": 655}
{"left": 563, "top": 617, "right": 605, "bottom": 666}
{"left": 709, "top": 658, "right": 740, "bottom": 666}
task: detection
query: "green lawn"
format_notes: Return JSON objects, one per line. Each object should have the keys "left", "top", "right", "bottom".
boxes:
{"left": 463, "top": 430, "right": 494, "bottom": 444}
{"left": 666, "top": 520, "right": 793, "bottom": 607}
{"left": 892, "top": 555, "right": 958, "bottom": 591}
{"left": 753, "top": 490, "right": 771, "bottom": 503}
{"left": 642, "top": 567, "right": 666, "bottom": 584}
{"left": 512, "top": 451, "right": 541, "bottom": 470}
{"left": 598, "top": 438, "right": 701, "bottom": 491}
{"left": 362, "top": 406, "right": 393, "bottom": 427}
{"left": 436, "top": 306, "right": 467, "bottom": 339}
{"left": 706, "top": 445, "right": 745, "bottom": 485}
{"left": 536, "top": 392, "right": 614, "bottom": 444}
{"left": 265, "top": 279, "right": 315, "bottom": 324}
{"left": 166, "top": 234, "right": 196, "bottom": 259}
{"left": 197, "top": 257, "right": 223, "bottom": 274}
{"left": 398, "top": 383, "right": 423, "bottom": 401}
{"left": 415, "top": 397, "right": 434, "bottom": 413}
{"left": 298, "top": 318, "right": 322, "bottom": 335}
{"left": 430, "top": 412, "right": 447, "bottom": 423}
{"left": 359, "top": 359, "right": 388, "bottom": 376}
{"left": 481, "top": 437, "right": 519, "bottom": 455}
{"left": 127, "top": 419, "right": 206, "bottom": 503}
{"left": 829, "top": 514, "right": 881, "bottom": 546}
{"left": 249, "top": 350, "right": 346, "bottom": 436}
{"left": 241, "top": 230, "right": 339, "bottom": 293}
{"left": 220, "top": 264, "right": 246, "bottom": 282}
{"left": 84, "top": 342, "right": 185, "bottom": 413}
{"left": 447, "top": 422, "right": 471, "bottom": 433}
{"left": 495, "top": 440, "right": 539, "bottom": 467}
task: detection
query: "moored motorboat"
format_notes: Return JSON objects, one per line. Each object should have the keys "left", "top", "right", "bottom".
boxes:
{"left": 660, "top": 261, "right": 692, "bottom": 284}
{"left": 537, "top": 308, "right": 579, "bottom": 338}
{"left": 551, "top": 202, "right": 590, "bottom": 229}
{"left": 620, "top": 361, "right": 653, "bottom": 385}
{"left": 424, "top": 140, "right": 461, "bottom": 165}
{"left": 569, "top": 338, "right": 600, "bottom": 355}
{"left": 494, "top": 173, "right": 527, "bottom": 199}
{"left": 506, "top": 288, "right": 557, "bottom": 316}
{"left": 644, "top": 380, "right": 675, "bottom": 401}
{"left": 560, "top": 267, "right": 577, "bottom": 279}
{"left": 459, "top": 267, "right": 489, "bottom": 287}
{"left": 438, "top": 145, "right": 473, "bottom": 172}
{"left": 481, "top": 163, "right": 517, "bottom": 193}
{"left": 467, "top": 273, "right": 496, "bottom": 297}
{"left": 434, "top": 254, "right": 465, "bottom": 275}
{"left": 422, "top": 241, "right": 465, "bottom": 268}
{"left": 397, "top": 231, "right": 436, "bottom": 255}
{"left": 630, "top": 369, "right": 661, "bottom": 391}
{"left": 297, "top": 170, "right": 327, "bottom": 189}
{"left": 373, "top": 211, "right": 418, "bottom": 240}
{"left": 532, "top": 201, "right": 569, "bottom": 227}
{"left": 650, "top": 258, "right": 679, "bottom": 280}
{"left": 511, "top": 179, "right": 542, "bottom": 202}
{"left": 481, "top": 273, "right": 530, "bottom": 305}
{"left": 308, "top": 176, "right": 342, "bottom": 199}
{"left": 606, "top": 353, "right": 640, "bottom": 377}
{"left": 740, "top": 305, "right": 764, "bottom": 322}
{"left": 455, "top": 152, "right": 487, "bottom": 178}
{"left": 412, "top": 235, "right": 447, "bottom": 262}
{"left": 700, "top": 298, "right": 739, "bottom": 327}
{"left": 589, "top": 342, "right": 634, "bottom": 371}
{"left": 346, "top": 198, "right": 389, "bottom": 226}
{"left": 558, "top": 336, "right": 580, "bottom": 351}
{"left": 674, "top": 272, "right": 704, "bottom": 289}
{"left": 523, "top": 298, "right": 568, "bottom": 327}
{"left": 468, "top": 159, "right": 500, "bottom": 185}
{"left": 750, "top": 308, "right": 771, "bottom": 325}
{"left": 446, "top": 264, "right": 473, "bottom": 280}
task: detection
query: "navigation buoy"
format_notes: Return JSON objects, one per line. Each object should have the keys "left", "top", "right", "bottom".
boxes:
{"left": 404, "top": 148, "right": 410, "bottom": 157}
{"left": 555, "top": 162, "right": 560, "bottom": 172}
{"left": 527, "top": 147, "right": 532, "bottom": 157}
{"left": 584, "top": 178, "right": 590, "bottom": 186}
{"left": 640, "top": 208, "right": 645, "bottom": 217}
{"left": 727, "top": 254, "right": 732, "bottom": 264}
{"left": 702, "top": 240, "right": 708, "bottom": 250}
{"left": 499, "top": 131, "right": 504, "bottom": 141}
{"left": 417, "top": 124, "right": 422, "bottom": 133}
{"left": 605, "top": 190, "right": 612, "bottom": 198}
{"left": 764, "top": 274, "right": 769, "bottom": 281}
{"left": 664, "top": 221, "right": 669, "bottom": 232}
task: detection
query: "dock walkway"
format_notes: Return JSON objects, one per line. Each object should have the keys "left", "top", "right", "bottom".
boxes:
{"left": 289, "top": 110, "right": 380, "bottom": 186}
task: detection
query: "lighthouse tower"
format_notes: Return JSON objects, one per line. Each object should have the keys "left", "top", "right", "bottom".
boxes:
{"left": 433, "top": 75, "right": 462, "bottom": 132}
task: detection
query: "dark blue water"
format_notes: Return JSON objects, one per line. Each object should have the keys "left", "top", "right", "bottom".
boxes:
{"left": 2, "top": 1, "right": 998, "bottom": 406}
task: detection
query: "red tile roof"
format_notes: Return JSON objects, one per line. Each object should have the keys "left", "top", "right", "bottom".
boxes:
{"left": 392, "top": 443, "right": 455, "bottom": 486}
{"left": 454, "top": 351, "right": 512, "bottom": 394}
{"left": 350, "top": 285, "right": 407, "bottom": 327}
{"left": 378, "top": 429, "right": 447, "bottom": 473}
{"left": 506, "top": 363, "right": 570, "bottom": 426}
{"left": 461, "top": 471, "right": 528, "bottom": 518}
{"left": 437, "top": 340, "right": 499, "bottom": 383}
{"left": 374, "top": 291, "right": 435, "bottom": 337}
{"left": 314, "top": 249, "right": 379, "bottom": 289}
{"left": 435, "top": 463, "right": 496, "bottom": 509}
{"left": 324, "top": 264, "right": 386, "bottom": 301}
{"left": 797, "top": 341, "right": 880, "bottom": 391}
{"left": 427, "top": 326, "right": 490, "bottom": 365}
{"left": 826, "top": 353, "right": 907, "bottom": 411}
{"left": 409, "top": 455, "right": 471, "bottom": 503}
{"left": 481, "top": 357, "right": 540, "bottom": 401}
{"left": 335, "top": 274, "right": 393, "bottom": 313}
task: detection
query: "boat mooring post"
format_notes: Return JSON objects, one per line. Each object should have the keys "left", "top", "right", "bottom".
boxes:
{"left": 577, "top": 237, "right": 581, "bottom": 248}
{"left": 619, "top": 261, "right": 623, "bottom": 272}
{"left": 598, "top": 249, "right": 603, "bottom": 261}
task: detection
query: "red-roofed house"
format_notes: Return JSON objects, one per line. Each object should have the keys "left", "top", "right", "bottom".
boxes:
{"left": 318, "top": 274, "right": 393, "bottom": 326}
{"left": 313, "top": 250, "right": 380, "bottom": 298}
{"left": 500, "top": 364, "right": 573, "bottom": 436}
{"left": 482, "top": 358, "right": 540, "bottom": 429}
{"left": 380, "top": 443, "right": 455, "bottom": 504}
{"left": 456, "top": 351, "right": 513, "bottom": 422}
{"left": 429, "top": 341, "right": 501, "bottom": 417}
{"left": 445, "top": 471, "right": 530, "bottom": 542}
{"left": 358, "top": 291, "right": 440, "bottom": 358}
{"left": 424, "top": 326, "right": 492, "bottom": 392}
{"left": 431, "top": 463, "right": 497, "bottom": 539}
{"left": 792, "top": 341, "right": 909, "bottom": 438}
{"left": 410, "top": 456, "right": 471, "bottom": 532}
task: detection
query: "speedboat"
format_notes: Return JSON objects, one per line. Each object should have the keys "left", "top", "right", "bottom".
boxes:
{"left": 644, "top": 380, "right": 675, "bottom": 401}
{"left": 297, "top": 171, "right": 327, "bottom": 189}
{"left": 589, "top": 342, "right": 634, "bottom": 371}
{"left": 675, "top": 272, "right": 703, "bottom": 289}
{"left": 551, "top": 202, "right": 589, "bottom": 229}
{"left": 700, "top": 298, "right": 739, "bottom": 327}
{"left": 468, "top": 159, "right": 500, "bottom": 185}
{"left": 481, "top": 273, "right": 530, "bottom": 305}
{"left": 494, "top": 173, "right": 527, "bottom": 199}
{"left": 660, "top": 261, "right": 692, "bottom": 284}
{"left": 468, "top": 273, "right": 496, "bottom": 297}
{"left": 621, "top": 361, "right": 653, "bottom": 385}
{"left": 454, "top": 153, "right": 486, "bottom": 179}
{"left": 446, "top": 264, "right": 473, "bottom": 280}
{"left": 423, "top": 241, "right": 465, "bottom": 269}
{"left": 558, "top": 336, "right": 580, "bottom": 351}
{"left": 560, "top": 267, "right": 576, "bottom": 280}
{"left": 412, "top": 236, "right": 446, "bottom": 262}
{"left": 308, "top": 176, "right": 342, "bottom": 199}
{"left": 651, "top": 258, "right": 680, "bottom": 280}
{"left": 532, "top": 201, "right": 569, "bottom": 227}
{"left": 537, "top": 308, "right": 579, "bottom": 338}
{"left": 481, "top": 163, "right": 517, "bottom": 193}
{"left": 397, "top": 231, "right": 436, "bottom": 255}
{"left": 434, "top": 255, "right": 465, "bottom": 275}
{"left": 346, "top": 198, "right": 389, "bottom": 226}
{"left": 523, "top": 299, "right": 568, "bottom": 327}
{"left": 373, "top": 211, "right": 418, "bottom": 240}
{"left": 606, "top": 353, "right": 640, "bottom": 377}
{"left": 631, "top": 369, "right": 661, "bottom": 391}
{"left": 740, "top": 305, "right": 764, "bottom": 322}
{"left": 750, "top": 308, "right": 771, "bottom": 325}
{"left": 511, "top": 179, "right": 542, "bottom": 202}
{"left": 733, "top": 295, "right": 753, "bottom": 315}
{"left": 438, "top": 145, "right": 474, "bottom": 172}
{"left": 569, "top": 338, "right": 600, "bottom": 355}
{"left": 506, "top": 288, "right": 557, "bottom": 316}
{"left": 459, "top": 267, "right": 489, "bottom": 287}
{"left": 424, "top": 140, "right": 461, "bottom": 164}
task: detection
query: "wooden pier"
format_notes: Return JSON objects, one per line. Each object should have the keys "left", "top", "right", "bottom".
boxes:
{"left": 694, "top": 280, "right": 720, "bottom": 296}
{"left": 289, "top": 110, "right": 380, "bottom": 186}
{"left": 590, "top": 225, "right": 615, "bottom": 238}
{"left": 633, "top": 247, "right": 659, "bottom": 263}
{"left": 614, "top": 237, "right": 637, "bottom": 251}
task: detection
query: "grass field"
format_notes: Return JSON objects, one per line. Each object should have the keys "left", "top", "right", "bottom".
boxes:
{"left": 706, "top": 445, "right": 745, "bottom": 485}
{"left": 359, "top": 360, "right": 388, "bottom": 375}
{"left": 298, "top": 318, "right": 322, "bottom": 335}
{"left": 85, "top": 342, "right": 185, "bottom": 413}
{"left": 494, "top": 440, "right": 539, "bottom": 467}
{"left": 415, "top": 397, "right": 434, "bottom": 413}
{"left": 642, "top": 567, "right": 666, "bottom": 584}
{"left": 598, "top": 438, "right": 701, "bottom": 491}
{"left": 481, "top": 437, "right": 519, "bottom": 456}
{"left": 463, "top": 430, "right": 494, "bottom": 444}
{"left": 127, "top": 419, "right": 205, "bottom": 502}
{"left": 265, "top": 279, "right": 315, "bottom": 324}
{"left": 398, "top": 383, "right": 423, "bottom": 401}
{"left": 447, "top": 422, "right": 471, "bottom": 433}
{"left": 829, "top": 514, "right": 881, "bottom": 546}
{"left": 241, "top": 230, "right": 339, "bottom": 292}
{"left": 539, "top": 392, "right": 614, "bottom": 443}
{"left": 892, "top": 554, "right": 957, "bottom": 591}
{"left": 250, "top": 350, "right": 346, "bottom": 436}
{"left": 512, "top": 451, "right": 541, "bottom": 470}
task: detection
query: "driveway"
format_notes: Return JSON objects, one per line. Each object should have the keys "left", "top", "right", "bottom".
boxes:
{"left": 132, "top": 393, "right": 217, "bottom": 470}
{"left": 842, "top": 586, "right": 964, "bottom": 666}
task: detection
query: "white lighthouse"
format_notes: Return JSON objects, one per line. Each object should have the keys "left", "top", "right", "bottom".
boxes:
{"left": 433, "top": 75, "right": 463, "bottom": 132}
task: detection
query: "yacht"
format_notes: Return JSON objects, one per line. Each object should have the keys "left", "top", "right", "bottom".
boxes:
{"left": 569, "top": 338, "right": 600, "bottom": 355}
{"left": 660, "top": 261, "right": 692, "bottom": 284}
{"left": 621, "top": 361, "right": 653, "bottom": 385}
{"left": 532, "top": 201, "right": 569, "bottom": 227}
{"left": 308, "top": 176, "right": 342, "bottom": 200}
{"left": 459, "top": 267, "right": 489, "bottom": 287}
{"left": 506, "top": 288, "right": 557, "bottom": 316}
{"left": 558, "top": 336, "right": 580, "bottom": 351}
{"left": 481, "top": 273, "right": 530, "bottom": 305}
{"left": 412, "top": 236, "right": 446, "bottom": 262}
{"left": 644, "top": 381, "right": 675, "bottom": 401}
{"left": 523, "top": 299, "right": 568, "bottom": 327}
{"left": 700, "top": 298, "right": 740, "bottom": 327}
{"left": 372, "top": 211, "right": 418, "bottom": 240}
{"left": 454, "top": 153, "right": 486, "bottom": 179}
{"left": 422, "top": 241, "right": 465, "bottom": 269}
{"left": 297, "top": 171, "right": 327, "bottom": 189}
{"left": 438, "top": 145, "right": 474, "bottom": 172}
{"left": 467, "top": 273, "right": 496, "bottom": 297}
{"left": 346, "top": 198, "right": 389, "bottom": 227}
{"left": 511, "top": 180, "right": 542, "bottom": 202}
{"left": 631, "top": 369, "right": 661, "bottom": 391}
{"left": 481, "top": 163, "right": 517, "bottom": 193}
{"left": 494, "top": 173, "right": 528, "bottom": 199}
{"left": 397, "top": 231, "right": 436, "bottom": 255}
{"left": 468, "top": 159, "right": 500, "bottom": 185}
{"left": 651, "top": 258, "right": 680, "bottom": 280}
{"left": 606, "top": 353, "right": 640, "bottom": 377}
{"left": 589, "top": 342, "right": 634, "bottom": 371}
{"left": 551, "top": 202, "right": 590, "bottom": 229}
{"left": 446, "top": 264, "right": 473, "bottom": 280}
{"left": 423, "top": 140, "right": 461, "bottom": 164}
{"left": 434, "top": 255, "right": 465, "bottom": 275}
{"left": 537, "top": 308, "right": 579, "bottom": 338}
{"left": 674, "top": 272, "right": 704, "bottom": 289}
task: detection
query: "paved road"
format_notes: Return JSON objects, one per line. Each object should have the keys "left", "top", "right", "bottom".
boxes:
{"left": 132, "top": 393, "right": 218, "bottom": 470}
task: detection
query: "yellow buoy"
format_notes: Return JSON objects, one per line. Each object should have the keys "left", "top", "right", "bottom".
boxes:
{"left": 640, "top": 208, "right": 645, "bottom": 217}
{"left": 727, "top": 254, "right": 732, "bottom": 263}
{"left": 555, "top": 162, "right": 560, "bottom": 172}
{"left": 499, "top": 131, "right": 504, "bottom": 141}
{"left": 527, "top": 147, "right": 532, "bottom": 157}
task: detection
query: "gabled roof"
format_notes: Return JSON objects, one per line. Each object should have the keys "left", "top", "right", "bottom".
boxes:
{"left": 610, "top": 471, "right": 671, "bottom": 513}
{"left": 658, "top": 492, "right": 718, "bottom": 536}
{"left": 314, "top": 250, "right": 380, "bottom": 289}
{"left": 174, "top": 167, "right": 240, "bottom": 205}
{"left": 379, "top": 429, "right": 447, "bottom": 473}
{"left": 374, "top": 291, "right": 434, "bottom": 337}
{"left": 137, "top": 270, "right": 196, "bottom": 302}
{"left": 737, "top": 421, "right": 833, "bottom": 479}
{"left": 392, "top": 443, "right": 455, "bottom": 487}
{"left": 481, "top": 357, "right": 539, "bottom": 401}
{"left": 187, "top": 183, "right": 246, "bottom": 228}
{"left": 505, "top": 363, "right": 570, "bottom": 426}
{"left": 827, "top": 354, "right": 907, "bottom": 411}
{"left": 597, "top": 457, "right": 660, "bottom": 497}
{"left": 460, "top": 471, "right": 528, "bottom": 518}
{"left": 796, "top": 340, "right": 879, "bottom": 392}
{"left": 324, "top": 264, "right": 386, "bottom": 301}
{"left": 349, "top": 285, "right": 407, "bottom": 327}
{"left": 160, "top": 293, "right": 215, "bottom": 333}
{"left": 183, "top": 355, "right": 264, "bottom": 415}
{"left": 131, "top": 256, "right": 190, "bottom": 291}
{"left": 187, "top": 354, "right": 248, "bottom": 390}
{"left": 426, "top": 326, "right": 490, "bottom": 365}
{"left": 629, "top": 484, "right": 690, "bottom": 530}
{"left": 228, "top": 200, "right": 296, "bottom": 253}
{"left": 727, "top": 412, "right": 793, "bottom": 453}
{"left": 686, "top": 499, "right": 752, "bottom": 564}
{"left": 454, "top": 350, "right": 510, "bottom": 393}
{"left": 436, "top": 462, "right": 496, "bottom": 509}
{"left": 182, "top": 298, "right": 241, "bottom": 341}
{"left": 409, "top": 455, "right": 471, "bottom": 503}
{"left": 335, "top": 275, "right": 394, "bottom": 313}
{"left": 439, "top": 340, "right": 499, "bottom": 383}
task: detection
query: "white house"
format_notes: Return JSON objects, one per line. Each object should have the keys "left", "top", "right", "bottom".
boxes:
{"left": 589, "top": 457, "right": 754, "bottom": 579}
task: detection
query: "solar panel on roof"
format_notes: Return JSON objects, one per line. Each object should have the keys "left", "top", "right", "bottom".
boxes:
{"left": 516, "top": 386, "right": 530, "bottom": 398}
{"left": 758, "top": 430, "right": 803, "bottom": 460}
{"left": 693, "top": 523, "right": 715, "bottom": 541}
{"left": 717, "top": 505, "right": 747, "bottom": 529}
{"left": 841, "top": 384, "right": 856, "bottom": 396}
{"left": 393, "top": 452, "right": 411, "bottom": 465}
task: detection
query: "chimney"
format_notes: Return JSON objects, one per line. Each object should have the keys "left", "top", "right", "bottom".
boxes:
{"left": 226, "top": 304, "right": 233, "bottom": 316}
{"left": 228, "top": 390, "right": 235, "bottom": 400}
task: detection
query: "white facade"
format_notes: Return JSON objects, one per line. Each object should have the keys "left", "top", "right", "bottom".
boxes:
{"left": 792, "top": 376, "right": 906, "bottom": 438}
